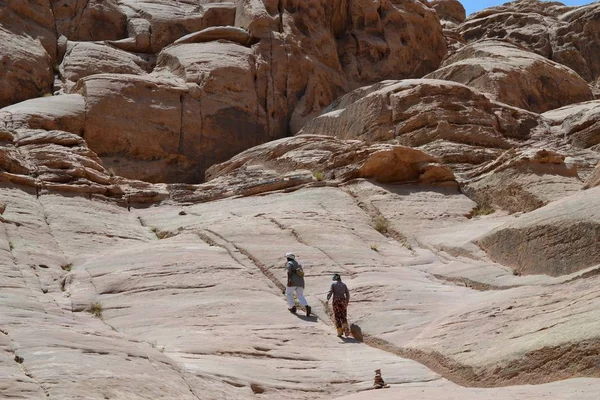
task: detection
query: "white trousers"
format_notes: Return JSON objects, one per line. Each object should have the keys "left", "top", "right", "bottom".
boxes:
{"left": 286, "top": 286, "right": 308, "bottom": 308}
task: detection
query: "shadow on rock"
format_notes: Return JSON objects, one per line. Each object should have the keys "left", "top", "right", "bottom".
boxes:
{"left": 295, "top": 315, "right": 319, "bottom": 323}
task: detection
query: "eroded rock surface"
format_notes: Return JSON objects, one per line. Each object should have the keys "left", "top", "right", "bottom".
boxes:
{"left": 426, "top": 40, "right": 593, "bottom": 113}
{"left": 3, "top": 1, "right": 600, "bottom": 399}
{"left": 459, "top": 1, "right": 600, "bottom": 83}
{"left": 479, "top": 187, "right": 600, "bottom": 276}
{"left": 300, "top": 79, "right": 541, "bottom": 175}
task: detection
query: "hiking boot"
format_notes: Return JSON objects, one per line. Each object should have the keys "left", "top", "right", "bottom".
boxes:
{"left": 336, "top": 327, "right": 343, "bottom": 337}
{"left": 288, "top": 306, "right": 297, "bottom": 314}
{"left": 305, "top": 305, "right": 311, "bottom": 317}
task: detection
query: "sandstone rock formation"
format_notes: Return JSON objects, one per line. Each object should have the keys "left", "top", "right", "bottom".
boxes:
{"left": 543, "top": 100, "right": 600, "bottom": 150}
{"left": 461, "top": 149, "right": 583, "bottom": 213}
{"left": 60, "top": 42, "right": 150, "bottom": 92}
{"left": 299, "top": 79, "right": 541, "bottom": 174}
{"left": 3, "top": 1, "right": 600, "bottom": 399}
{"left": 458, "top": 1, "right": 600, "bottom": 83}
{"left": 206, "top": 134, "right": 456, "bottom": 186}
{"left": 431, "top": 0, "right": 466, "bottom": 25}
{"left": 426, "top": 40, "right": 593, "bottom": 113}
{"left": 585, "top": 162, "right": 600, "bottom": 189}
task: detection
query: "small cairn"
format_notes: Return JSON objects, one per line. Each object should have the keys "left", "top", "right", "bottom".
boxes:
{"left": 373, "top": 369, "right": 390, "bottom": 389}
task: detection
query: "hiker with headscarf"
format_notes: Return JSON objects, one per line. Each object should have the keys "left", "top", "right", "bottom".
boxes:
{"left": 326, "top": 273, "right": 350, "bottom": 337}
{"left": 285, "top": 252, "right": 311, "bottom": 317}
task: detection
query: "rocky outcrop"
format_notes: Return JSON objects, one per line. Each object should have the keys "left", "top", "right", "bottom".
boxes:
{"left": 458, "top": 1, "right": 600, "bottom": 83}
{"left": 71, "top": 41, "right": 272, "bottom": 183}
{"left": 300, "top": 79, "right": 541, "bottom": 174}
{"left": 206, "top": 134, "right": 455, "bottom": 186}
{"left": 172, "top": 26, "right": 253, "bottom": 46}
{"left": 338, "top": 0, "right": 447, "bottom": 86}
{"left": 0, "top": 95, "right": 85, "bottom": 135}
{"left": 60, "top": 42, "right": 150, "bottom": 92}
{"left": 74, "top": 74, "right": 189, "bottom": 183}
{"left": 479, "top": 187, "right": 600, "bottom": 276}
{"left": 0, "top": 128, "right": 116, "bottom": 195}
{"left": 430, "top": 0, "right": 466, "bottom": 25}
{"left": 0, "top": 0, "right": 56, "bottom": 107}
{"left": 107, "top": 1, "right": 236, "bottom": 53}
{"left": 543, "top": 101, "right": 600, "bottom": 149}
{"left": 585, "top": 162, "right": 600, "bottom": 189}
{"left": 462, "top": 149, "right": 583, "bottom": 213}
{"left": 426, "top": 40, "right": 593, "bottom": 113}
{"left": 0, "top": 31, "right": 54, "bottom": 107}
{"left": 52, "top": 0, "right": 127, "bottom": 42}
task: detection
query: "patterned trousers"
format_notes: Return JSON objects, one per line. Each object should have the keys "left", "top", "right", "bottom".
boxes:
{"left": 332, "top": 299, "right": 348, "bottom": 328}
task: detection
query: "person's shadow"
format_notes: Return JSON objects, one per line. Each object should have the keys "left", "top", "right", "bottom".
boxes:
{"left": 294, "top": 314, "right": 318, "bottom": 322}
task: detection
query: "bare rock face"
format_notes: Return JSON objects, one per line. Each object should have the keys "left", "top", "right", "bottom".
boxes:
{"left": 426, "top": 40, "right": 593, "bottom": 113}
{"left": 0, "top": 128, "right": 115, "bottom": 194}
{"left": 585, "top": 162, "right": 600, "bottom": 189}
{"left": 72, "top": 41, "right": 273, "bottom": 184}
{"left": 0, "top": 32, "right": 54, "bottom": 108}
{"left": 206, "top": 134, "right": 456, "bottom": 186}
{"left": 0, "top": 0, "right": 56, "bottom": 107}
{"left": 462, "top": 149, "right": 583, "bottom": 213}
{"left": 60, "top": 42, "right": 150, "bottom": 91}
{"left": 300, "top": 79, "right": 540, "bottom": 174}
{"left": 0, "top": 95, "right": 85, "bottom": 135}
{"left": 479, "top": 187, "right": 600, "bottom": 276}
{"left": 337, "top": 0, "right": 447, "bottom": 86}
{"left": 1, "top": 0, "right": 57, "bottom": 58}
{"left": 74, "top": 41, "right": 275, "bottom": 184}
{"left": 459, "top": 1, "right": 600, "bottom": 83}
{"left": 238, "top": 0, "right": 447, "bottom": 133}
{"left": 110, "top": 1, "right": 236, "bottom": 53}
{"left": 543, "top": 101, "right": 600, "bottom": 149}
{"left": 51, "top": 0, "right": 127, "bottom": 42}
{"left": 74, "top": 74, "right": 189, "bottom": 183}
{"left": 430, "top": 0, "right": 466, "bottom": 25}
{"left": 553, "top": 3, "right": 600, "bottom": 83}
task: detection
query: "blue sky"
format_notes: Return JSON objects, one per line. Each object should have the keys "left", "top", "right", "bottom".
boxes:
{"left": 461, "top": 0, "right": 597, "bottom": 16}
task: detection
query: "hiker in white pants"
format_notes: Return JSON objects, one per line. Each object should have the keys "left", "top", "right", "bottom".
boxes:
{"left": 284, "top": 252, "right": 311, "bottom": 317}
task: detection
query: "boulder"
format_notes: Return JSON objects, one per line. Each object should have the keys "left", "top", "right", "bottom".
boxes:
{"left": 478, "top": 187, "right": 600, "bottom": 276}
{"left": 0, "top": 0, "right": 57, "bottom": 59}
{"left": 430, "top": 0, "right": 466, "bottom": 25}
{"left": 0, "top": 30, "right": 54, "bottom": 108}
{"left": 155, "top": 42, "right": 271, "bottom": 179}
{"left": 75, "top": 42, "right": 275, "bottom": 184}
{"left": 0, "top": 0, "right": 56, "bottom": 107}
{"left": 426, "top": 40, "right": 593, "bottom": 113}
{"left": 61, "top": 42, "right": 149, "bottom": 91}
